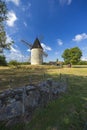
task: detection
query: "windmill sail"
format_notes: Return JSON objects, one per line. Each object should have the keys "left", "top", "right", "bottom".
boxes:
{"left": 43, "top": 51, "right": 48, "bottom": 57}
{"left": 21, "top": 40, "right": 32, "bottom": 49}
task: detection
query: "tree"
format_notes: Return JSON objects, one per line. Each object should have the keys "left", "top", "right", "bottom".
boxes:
{"left": 0, "top": 0, "right": 13, "bottom": 53}
{"left": 62, "top": 49, "right": 70, "bottom": 64}
{"left": 62, "top": 47, "right": 82, "bottom": 65}
{"left": 0, "top": 55, "right": 7, "bottom": 66}
{"left": 0, "top": 0, "right": 7, "bottom": 22}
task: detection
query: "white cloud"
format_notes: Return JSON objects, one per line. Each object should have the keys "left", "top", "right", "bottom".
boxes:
{"left": 59, "top": 0, "right": 72, "bottom": 5}
{"left": 82, "top": 47, "right": 87, "bottom": 52}
{"left": 81, "top": 47, "right": 87, "bottom": 61}
{"left": 21, "top": 2, "right": 31, "bottom": 17}
{"left": 10, "top": 46, "right": 17, "bottom": 52}
{"left": 81, "top": 57, "right": 87, "bottom": 61}
{"left": 6, "top": 10, "right": 18, "bottom": 27}
{"left": 27, "top": 49, "right": 31, "bottom": 52}
{"left": 23, "top": 22, "right": 27, "bottom": 27}
{"left": 41, "top": 43, "right": 52, "bottom": 51}
{"left": 22, "top": 2, "right": 31, "bottom": 11}
{"left": 6, "top": 0, "right": 20, "bottom": 6}
{"left": 67, "top": 0, "right": 72, "bottom": 5}
{"left": 73, "top": 33, "right": 87, "bottom": 42}
{"left": 4, "top": 46, "right": 29, "bottom": 62}
{"left": 6, "top": 34, "right": 13, "bottom": 44}
{"left": 57, "top": 39, "right": 63, "bottom": 46}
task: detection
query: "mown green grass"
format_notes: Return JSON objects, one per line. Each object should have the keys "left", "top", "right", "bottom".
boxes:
{"left": 0, "top": 65, "right": 87, "bottom": 130}
{"left": 27, "top": 74, "right": 87, "bottom": 130}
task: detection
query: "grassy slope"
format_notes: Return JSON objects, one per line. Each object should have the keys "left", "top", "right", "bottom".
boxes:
{"left": 0, "top": 65, "right": 87, "bottom": 130}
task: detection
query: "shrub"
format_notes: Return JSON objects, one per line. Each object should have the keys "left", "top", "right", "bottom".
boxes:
{"left": 8, "top": 60, "right": 20, "bottom": 66}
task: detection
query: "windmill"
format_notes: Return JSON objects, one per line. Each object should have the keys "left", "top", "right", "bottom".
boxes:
{"left": 21, "top": 38, "right": 48, "bottom": 65}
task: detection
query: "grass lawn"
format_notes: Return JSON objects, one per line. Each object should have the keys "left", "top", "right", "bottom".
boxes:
{"left": 0, "top": 65, "right": 87, "bottom": 130}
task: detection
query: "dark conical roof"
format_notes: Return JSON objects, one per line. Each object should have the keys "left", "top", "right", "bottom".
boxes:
{"left": 31, "top": 38, "right": 43, "bottom": 49}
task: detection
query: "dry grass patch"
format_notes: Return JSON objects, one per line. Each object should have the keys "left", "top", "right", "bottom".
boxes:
{"left": 0, "top": 65, "right": 87, "bottom": 91}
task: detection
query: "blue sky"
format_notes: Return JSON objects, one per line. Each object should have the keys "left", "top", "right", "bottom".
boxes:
{"left": 4, "top": 0, "right": 87, "bottom": 62}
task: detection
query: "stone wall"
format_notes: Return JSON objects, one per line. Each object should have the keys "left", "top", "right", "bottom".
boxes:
{"left": 0, "top": 78, "right": 67, "bottom": 122}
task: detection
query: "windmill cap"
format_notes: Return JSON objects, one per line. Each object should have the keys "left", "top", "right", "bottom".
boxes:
{"left": 31, "top": 38, "right": 43, "bottom": 49}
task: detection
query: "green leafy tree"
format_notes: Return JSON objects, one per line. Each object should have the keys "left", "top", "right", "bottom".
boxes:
{"left": 0, "top": 0, "right": 14, "bottom": 65}
{"left": 0, "top": 0, "right": 7, "bottom": 22}
{"left": 62, "top": 49, "right": 70, "bottom": 64}
{"left": 0, "top": 55, "right": 7, "bottom": 66}
{"left": 62, "top": 47, "right": 82, "bottom": 65}
{"left": 0, "top": 0, "right": 13, "bottom": 52}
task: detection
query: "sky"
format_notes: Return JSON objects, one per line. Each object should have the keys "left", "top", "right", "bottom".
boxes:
{"left": 3, "top": 0, "right": 87, "bottom": 62}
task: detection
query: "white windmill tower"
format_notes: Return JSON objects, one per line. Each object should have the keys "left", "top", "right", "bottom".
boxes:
{"left": 21, "top": 38, "right": 48, "bottom": 65}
